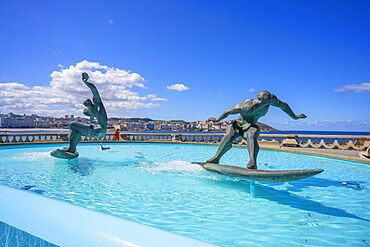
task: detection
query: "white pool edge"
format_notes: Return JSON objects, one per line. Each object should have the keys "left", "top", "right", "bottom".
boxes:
{"left": 0, "top": 185, "right": 216, "bottom": 247}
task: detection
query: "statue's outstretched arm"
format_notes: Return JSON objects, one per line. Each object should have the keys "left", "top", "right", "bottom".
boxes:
{"left": 82, "top": 72, "right": 102, "bottom": 104}
{"left": 271, "top": 95, "right": 306, "bottom": 120}
{"left": 208, "top": 103, "right": 242, "bottom": 122}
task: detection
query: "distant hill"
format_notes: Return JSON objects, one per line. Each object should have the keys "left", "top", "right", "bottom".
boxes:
{"left": 256, "top": 122, "right": 278, "bottom": 132}
{"left": 117, "top": 118, "right": 154, "bottom": 122}
{"left": 129, "top": 118, "right": 154, "bottom": 122}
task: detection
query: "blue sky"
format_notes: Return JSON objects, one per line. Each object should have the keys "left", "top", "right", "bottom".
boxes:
{"left": 0, "top": 0, "right": 369, "bottom": 131}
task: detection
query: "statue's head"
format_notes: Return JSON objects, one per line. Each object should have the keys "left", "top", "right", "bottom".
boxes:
{"left": 83, "top": 99, "right": 93, "bottom": 107}
{"left": 257, "top": 90, "right": 272, "bottom": 102}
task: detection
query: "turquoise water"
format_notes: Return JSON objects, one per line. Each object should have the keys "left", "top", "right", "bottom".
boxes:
{"left": 0, "top": 143, "right": 369, "bottom": 246}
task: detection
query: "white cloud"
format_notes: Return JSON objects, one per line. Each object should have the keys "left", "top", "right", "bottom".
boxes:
{"left": 146, "top": 94, "right": 167, "bottom": 101}
{"left": 334, "top": 82, "right": 370, "bottom": 93}
{"left": 53, "top": 50, "right": 62, "bottom": 55}
{"left": 247, "top": 88, "right": 255, "bottom": 93}
{"left": 166, "top": 83, "right": 189, "bottom": 91}
{"left": 0, "top": 60, "right": 166, "bottom": 116}
{"left": 108, "top": 19, "right": 114, "bottom": 24}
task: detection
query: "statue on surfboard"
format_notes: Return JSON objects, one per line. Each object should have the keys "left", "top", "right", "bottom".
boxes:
{"left": 196, "top": 90, "right": 324, "bottom": 182}
{"left": 207, "top": 90, "right": 306, "bottom": 169}
{"left": 50, "top": 72, "right": 108, "bottom": 159}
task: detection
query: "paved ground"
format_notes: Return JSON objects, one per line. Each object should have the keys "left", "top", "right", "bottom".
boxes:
{"left": 265, "top": 146, "right": 370, "bottom": 164}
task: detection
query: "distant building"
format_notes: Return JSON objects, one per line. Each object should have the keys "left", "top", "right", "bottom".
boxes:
{"left": 196, "top": 120, "right": 210, "bottom": 131}
{"left": 0, "top": 116, "right": 10, "bottom": 127}
{"left": 0, "top": 115, "right": 35, "bottom": 128}
{"left": 160, "top": 124, "right": 172, "bottom": 131}
{"left": 113, "top": 124, "right": 122, "bottom": 131}
{"left": 146, "top": 122, "right": 155, "bottom": 130}
{"left": 121, "top": 124, "right": 128, "bottom": 131}
{"left": 170, "top": 123, "right": 185, "bottom": 131}
{"left": 185, "top": 123, "right": 196, "bottom": 131}
{"left": 126, "top": 122, "right": 145, "bottom": 131}
{"left": 35, "top": 119, "right": 50, "bottom": 128}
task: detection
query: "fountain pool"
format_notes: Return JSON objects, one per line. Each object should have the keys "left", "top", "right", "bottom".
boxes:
{"left": 0, "top": 143, "right": 369, "bottom": 246}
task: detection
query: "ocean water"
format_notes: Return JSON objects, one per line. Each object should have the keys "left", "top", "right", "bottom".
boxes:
{"left": 0, "top": 143, "right": 369, "bottom": 246}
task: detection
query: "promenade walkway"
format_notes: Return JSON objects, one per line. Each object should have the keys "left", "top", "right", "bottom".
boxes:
{"left": 267, "top": 146, "right": 369, "bottom": 164}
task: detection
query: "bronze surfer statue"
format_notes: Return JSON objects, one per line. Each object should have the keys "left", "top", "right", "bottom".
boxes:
{"left": 50, "top": 72, "right": 108, "bottom": 159}
{"left": 207, "top": 90, "right": 306, "bottom": 169}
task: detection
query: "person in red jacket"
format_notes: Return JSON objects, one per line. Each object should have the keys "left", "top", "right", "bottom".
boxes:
{"left": 113, "top": 129, "right": 120, "bottom": 141}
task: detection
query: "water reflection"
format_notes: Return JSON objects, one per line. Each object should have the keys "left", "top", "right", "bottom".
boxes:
{"left": 287, "top": 177, "right": 367, "bottom": 192}
{"left": 213, "top": 177, "right": 370, "bottom": 223}
{"left": 53, "top": 157, "right": 96, "bottom": 176}
{"left": 67, "top": 158, "right": 96, "bottom": 176}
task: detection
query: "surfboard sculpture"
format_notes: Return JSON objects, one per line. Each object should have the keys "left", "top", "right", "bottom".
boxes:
{"left": 202, "top": 91, "right": 323, "bottom": 182}
{"left": 194, "top": 162, "right": 324, "bottom": 182}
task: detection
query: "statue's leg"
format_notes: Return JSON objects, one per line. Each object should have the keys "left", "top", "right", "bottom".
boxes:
{"left": 243, "top": 127, "right": 260, "bottom": 169}
{"left": 67, "top": 123, "right": 83, "bottom": 153}
{"left": 206, "top": 124, "right": 238, "bottom": 164}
